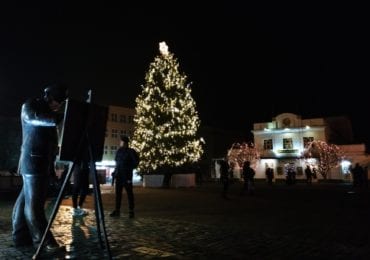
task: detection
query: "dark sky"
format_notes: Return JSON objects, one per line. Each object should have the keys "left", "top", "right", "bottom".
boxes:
{"left": 0, "top": 3, "right": 368, "bottom": 147}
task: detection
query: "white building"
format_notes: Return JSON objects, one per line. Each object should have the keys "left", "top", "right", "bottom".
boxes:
{"left": 251, "top": 113, "right": 368, "bottom": 182}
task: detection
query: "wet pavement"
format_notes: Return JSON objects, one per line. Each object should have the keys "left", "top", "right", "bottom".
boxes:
{"left": 1, "top": 181, "right": 370, "bottom": 259}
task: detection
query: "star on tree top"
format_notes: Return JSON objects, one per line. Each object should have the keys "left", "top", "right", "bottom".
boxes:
{"left": 159, "top": 41, "right": 169, "bottom": 56}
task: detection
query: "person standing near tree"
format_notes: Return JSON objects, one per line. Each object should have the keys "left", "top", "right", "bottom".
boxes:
{"left": 242, "top": 161, "right": 255, "bottom": 195}
{"left": 12, "top": 83, "right": 68, "bottom": 253}
{"left": 110, "top": 135, "right": 139, "bottom": 218}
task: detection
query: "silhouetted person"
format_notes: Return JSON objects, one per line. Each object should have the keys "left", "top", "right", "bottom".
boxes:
{"left": 12, "top": 83, "right": 68, "bottom": 253}
{"left": 219, "top": 159, "right": 230, "bottom": 199}
{"left": 110, "top": 135, "right": 139, "bottom": 218}
{"left": 305, "top": 165, "right": 313, "bottom": 185}
{"left": 352, "top": 163, "right": 364, "bottom": 188}
{"left": 286, "top": 168, "right": 297, "bottom": 185}
{"left": 242, "top": 161, "right": 255, "bottom": 195}
{"left": 266, "top": 167, "right": 274, "bottom": 185}
{"left": 363, "top": 166, "right": 368, "bottom": 188}
{"left": 312, "top": 167, "right": 318, "bottom": 180}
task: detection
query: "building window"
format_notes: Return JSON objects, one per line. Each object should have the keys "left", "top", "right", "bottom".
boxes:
{"left": 283, "top": 138, "right": 293, "bottom": 149}
{"left": 263, "top": 139, "right": 273, "bottom": 150}
{"left": 110, "top": 145, "right": 117, "bottom": 155}
{"left": 128, "top": 116, "right": 134, "bottom": 124}
{"left": 111, "top": 129, "right": 118, "bottom": 138}
{"left": 303, "top": 137, "right": 314, "bottom": 148}
{"left": 120, "top": 115, "right": 126, "bottom": 123}
{"left": 111, "top": 113, "right": 117, "bottom": 122}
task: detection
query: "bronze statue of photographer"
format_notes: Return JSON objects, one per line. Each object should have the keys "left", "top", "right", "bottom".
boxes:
{"left": 12, "top": 83, "right": 68, "bottom": 253}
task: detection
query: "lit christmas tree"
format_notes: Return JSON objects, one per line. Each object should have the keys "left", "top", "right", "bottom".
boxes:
{"left": 131, "top": 42, "right": 203, "bottom": 175}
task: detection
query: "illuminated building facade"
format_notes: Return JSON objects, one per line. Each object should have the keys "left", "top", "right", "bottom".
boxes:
{"left": 252, "top": 113, "right": 368, "bottom": 181}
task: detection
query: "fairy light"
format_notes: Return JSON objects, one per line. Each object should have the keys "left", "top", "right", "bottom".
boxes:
{"left": 304, "top": 140, "right": 343, "bottom": 179}
{"left": 131, "top": 42, "right": 203, "bottom": 174}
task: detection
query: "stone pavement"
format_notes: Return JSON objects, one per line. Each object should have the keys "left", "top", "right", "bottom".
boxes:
{"left": 1, "top": 181, "right": 370, "bottom": 259}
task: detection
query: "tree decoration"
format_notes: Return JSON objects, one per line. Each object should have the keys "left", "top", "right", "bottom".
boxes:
{"left": 131, "top": 41, "right": 204, "bottom": 174}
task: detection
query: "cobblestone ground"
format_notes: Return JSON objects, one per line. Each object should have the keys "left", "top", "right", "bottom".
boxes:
{"left": 1, "top": 182, "right": 370, "bottom": 259}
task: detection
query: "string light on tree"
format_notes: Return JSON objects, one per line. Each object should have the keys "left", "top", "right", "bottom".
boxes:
{"left": 227, "top": 142, "right": 260, "bottom": 170}
{"left": 304, "top": 140, "right": 343, "bottom": 179}
{"left": 131, "top": 41, "right": 204, "bottom": 174}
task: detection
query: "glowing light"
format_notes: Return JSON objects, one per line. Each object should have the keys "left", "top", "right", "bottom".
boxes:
{"left": 159, "top": 41, "right": 169, "bottom": 56}
{"left": 227, "top": 142, "right": 260, "bottom": 170}
{"left": 131, "top": 42, "right": 203, "bottom": 174}
{"left": 304, "top": 140, "right": 344, "bottom": 179}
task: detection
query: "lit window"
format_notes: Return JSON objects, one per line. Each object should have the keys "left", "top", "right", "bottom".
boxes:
{"left": 283, "top": 138, "right": 293, "bottom": 149}
{"left": 263, "top": 139, "right": 273, "bottom": 150}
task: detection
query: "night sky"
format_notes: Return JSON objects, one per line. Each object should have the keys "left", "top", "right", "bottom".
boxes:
{"left": 0, "top": 3, "right": 368, "bottom": 147}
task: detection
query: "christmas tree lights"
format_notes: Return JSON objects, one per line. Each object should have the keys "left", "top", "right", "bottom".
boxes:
{"left": 131, "top": 42, "right": 203, "bottom": 174}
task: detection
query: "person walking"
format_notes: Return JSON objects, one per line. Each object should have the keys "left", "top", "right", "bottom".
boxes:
{"left": 110, "top": 135, "right": 139, "bottom": 218}
{"left": 12, "top": 83, "right": 68, "bottom": 253}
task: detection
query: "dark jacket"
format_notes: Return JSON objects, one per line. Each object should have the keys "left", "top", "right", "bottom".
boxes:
{"left": 114, "top": 147, "right": 139, "bottom": 183}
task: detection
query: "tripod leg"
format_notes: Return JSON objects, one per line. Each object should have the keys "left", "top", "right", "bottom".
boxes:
{"left": 88, "top": 147, "right": 112, "bottom": 259}
{"left": 32, "top": 162, "right": 76, "bottom": 259}
{"left": 90, "top": 163, "right": 102, "bottom": 245}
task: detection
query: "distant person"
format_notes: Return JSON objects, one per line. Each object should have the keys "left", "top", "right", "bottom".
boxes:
{"left": 110, "top": 135, "right": 139, "bottom": 218}
{"left": 363, "top": 166, "right": 368, "bottom": 188}
{"left": 12, "top": 83, "right": 68, "bottom": 253}
{"left": 352, "top": 163, "right": 364, "bottom": 188}
{"left": 265, "top": 166, "right": 274, "bottom": 185}
{"left": 219, "top": 159, "right": 230, "bottom": 199}
{"left": 286, "top": 168, "right": 296, "bottom": 185}
{"left": 312, "top": 167, "right": 318, "bottom": 180}
{"left": 305, "top": 165, "right": 313, "bottom": 185}
{"left": 242, "top": 161, "right": 255, "bottom": 195}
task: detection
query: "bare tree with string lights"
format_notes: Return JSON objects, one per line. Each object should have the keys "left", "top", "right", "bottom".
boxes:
{"left": 303, "top": 140, "right": 344, "bottom": 179}
{"left": 227, "top": 142, "right": 260, "bottom": 170}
